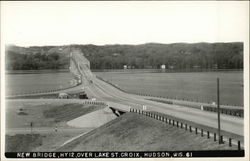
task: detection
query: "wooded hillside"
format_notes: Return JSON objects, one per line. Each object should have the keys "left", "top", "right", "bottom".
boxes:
{"left": 6, "top": 42, "right": 243, "bottom": 70}
{"left": 74, "top": 42, "right": 243, "bottom": 70}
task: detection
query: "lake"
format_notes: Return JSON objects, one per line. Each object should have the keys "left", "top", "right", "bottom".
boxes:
{"left": 94, "top": 71, "right": 243, "bottom": 106}
{"left": 6, "top": 70, "right": 75, "bottom": 95}
{"left": 6, "top": 69, "right": 244, "bottom": 106}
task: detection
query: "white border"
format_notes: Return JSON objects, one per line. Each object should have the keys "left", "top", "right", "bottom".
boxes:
{"left": 1, "top": 1, "right": 249, "bottom": 161}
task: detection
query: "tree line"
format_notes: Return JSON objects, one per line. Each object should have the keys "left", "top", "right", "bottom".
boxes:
{"left": 72, "top": 42, "right": 243, "bottom": 70}
{"left": 6, "top": 49, "right": 69, "bottom": 70}
{"left": 6, "top": 42, "right": 243, "bottom": 70}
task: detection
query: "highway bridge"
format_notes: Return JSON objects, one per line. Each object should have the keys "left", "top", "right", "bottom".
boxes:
{"left": 70, "top": 49, "right": 244, "bottom": 139}
{"left": 6, "top": 49, "right": 244, "bottom": 142}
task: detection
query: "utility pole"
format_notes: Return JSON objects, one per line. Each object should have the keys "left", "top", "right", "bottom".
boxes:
{"left": 30, "top": 122, "right": 33, "bottom": 135}
{"left": 217, "top": 78, "right": 221, "bottom": 144}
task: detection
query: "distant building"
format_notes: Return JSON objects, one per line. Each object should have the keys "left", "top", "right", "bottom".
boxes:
{"left": 161, "top": 64, "right": 166, "bottom": 69}
{"left": 58, "top": 93, "right": 69, "bottom": 99}
{"left": 113, "top": 53, "right": 120, "bottom": 56}
{"left": 212, "top": 64, "right": 218, "bottom": 69}
{"left": 123, "top": 65, "right": 127, "bottom": 69}
{"left": 193, "top": 65, "right": 201, "bottom": 69}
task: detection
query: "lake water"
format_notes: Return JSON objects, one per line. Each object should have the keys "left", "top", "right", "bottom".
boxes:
{"left": 6, "top": 70, "right": 244, "bottom": 106}
{"left": 94, "top": 71, "right": 243, "bottom": 106}
{"left": 6, "top": 70, "right": 75, "bottom": 95}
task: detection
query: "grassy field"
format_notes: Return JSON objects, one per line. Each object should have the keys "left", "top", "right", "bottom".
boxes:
{"left": 6, "top": 102, "right": 103, "bottom": 128}
{"left": 5, "top": 134, "right": 43, "bottom": 152}
{"left": 95, "top": 71, "right": 243, "bottom": 106}
{"left": 57, "top": 113, "right": 238, "bottom": 151}
{"left": 5, "top": 101, "right": 104, "bottom": 152}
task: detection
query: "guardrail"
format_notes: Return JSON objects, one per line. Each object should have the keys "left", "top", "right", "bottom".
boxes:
{"left": 149, "top": 99, "right": 243, "bottom": 118}
{"left": 7, "top": 85, "right": 76, "bottom": 97}
{"left": 130, "top": 91, "right": 243, "bottom": 107}
{"left": 203, "top": 106, "right": 243, "bottom": 117}
{"left": 82, "top": 100, "right": 107, "bottom": 106}
{"left": 6, "top": 80, "right": 82, "bottom": 98}
{"left": 96, "top": 76, "right": 243, "bottom": 107}
{"left": 130, "top": 108, "right": 243, "bottom": 150}
{"left": 96, "top": 76, "right": 243, "bottom": 118}
{"left": 95, "top": 76, "right": 128, "bottom": 93}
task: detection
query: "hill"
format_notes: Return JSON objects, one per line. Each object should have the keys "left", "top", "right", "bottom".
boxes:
{"left": 5, "top": 45, "right": 70, "bottom": 70}
{"left": 74, "top": 42, "right": 243, "bottom": 70}
{"left": 5, "top": 42, "right": 243, "bottom": 70}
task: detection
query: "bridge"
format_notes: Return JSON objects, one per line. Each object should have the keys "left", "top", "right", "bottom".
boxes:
{"left": 69, "top": 49, "right": 243, "bottom": 140}
{"left": 6, "top": 49, "right": 244, "bottom": 141}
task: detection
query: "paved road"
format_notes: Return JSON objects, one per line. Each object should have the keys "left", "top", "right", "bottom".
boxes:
{"left": 72, "top": 50, "right": 244, "bottom": 137}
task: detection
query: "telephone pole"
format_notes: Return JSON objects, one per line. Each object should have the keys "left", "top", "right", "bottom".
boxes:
{"left": 30, "top": 122, "right": 33, "bottom": 135}
{"left": 217, "top": 78, "right": 221, "bottom": 144}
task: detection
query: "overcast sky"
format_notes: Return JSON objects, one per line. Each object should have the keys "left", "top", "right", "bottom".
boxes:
{"left": 1, "top": 1, "right": 249, "bottom": 47}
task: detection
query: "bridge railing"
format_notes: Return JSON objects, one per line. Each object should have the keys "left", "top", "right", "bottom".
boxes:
{"left": 96, "top": 76, "right": 243, "bottom": 107}
{"left": 82, "top": 100, "right": 107, "bottom": 106}
{"left": 96, "top": 76, "right": 243, "bottom": 118}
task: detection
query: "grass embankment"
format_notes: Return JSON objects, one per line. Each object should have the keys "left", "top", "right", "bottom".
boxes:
{"left": 6, "top": 103, "right": 103, "bottom": 128}
{"left": 5, "top": 131, "right": 88, "bottom": 152}
{"left": 57, "top": 113, "right": 237, "bottom": 151}
{"left": 6, "top": 102, "right": 104, "bottom": 152}
{"left": 5, "top": 134, "right": 43, "bottom": 152}
{"left": 43, "top": 103, "right": 102, "bottom": 122}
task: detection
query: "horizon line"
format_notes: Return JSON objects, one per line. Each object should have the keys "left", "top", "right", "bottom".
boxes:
{"left": 5, "top": 41, "right": 244, "bottom": 48}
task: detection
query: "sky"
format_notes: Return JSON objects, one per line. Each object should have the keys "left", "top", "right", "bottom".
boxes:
{"left": 1, "top": 1, "right": 249, "bottom": 47}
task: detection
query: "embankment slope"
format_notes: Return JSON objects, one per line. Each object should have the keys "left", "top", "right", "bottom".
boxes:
{"left": 57, "top": 113, "right": 237, "bottom": 151}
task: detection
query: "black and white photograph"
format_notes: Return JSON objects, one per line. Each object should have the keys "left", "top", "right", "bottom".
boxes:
{"left": 0, "top": 1, "right": 249, "bottom": 160}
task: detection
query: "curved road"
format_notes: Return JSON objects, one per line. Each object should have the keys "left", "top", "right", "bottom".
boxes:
{"left": 71, "top": 50, "right": 244, "bottom": 137}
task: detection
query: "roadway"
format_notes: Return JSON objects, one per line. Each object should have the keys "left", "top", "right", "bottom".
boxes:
{"left": 71, "top": 50, "right": 244, "bottom": 137}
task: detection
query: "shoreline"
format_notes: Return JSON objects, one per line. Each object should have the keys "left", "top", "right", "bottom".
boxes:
{"left": 92, "top": 68, "right": 243, "bottom": 74}
{"left": 5, "top": 68, "right": 243, "bottom": 75}
{"left": 5, "top": 69, "right": 70, "bottom": 74}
